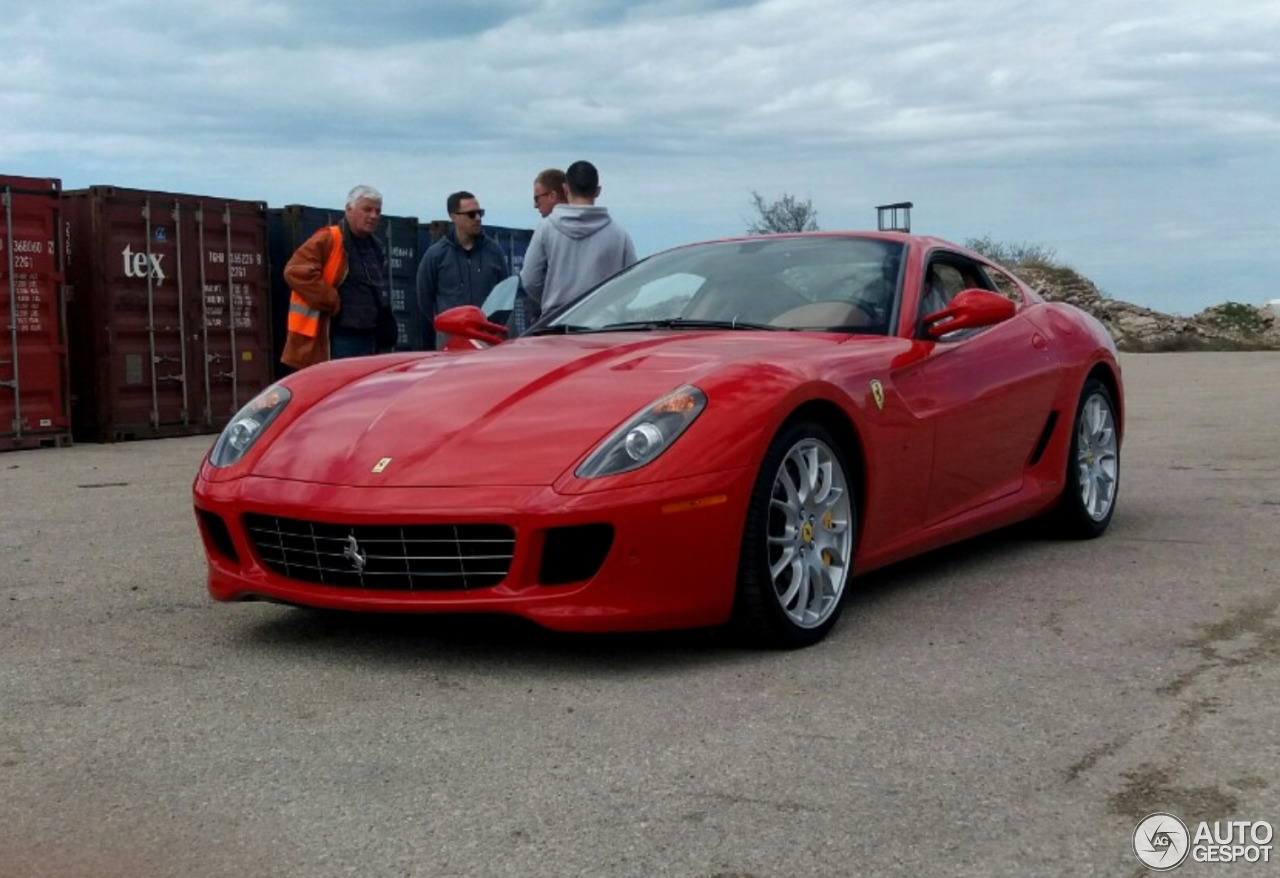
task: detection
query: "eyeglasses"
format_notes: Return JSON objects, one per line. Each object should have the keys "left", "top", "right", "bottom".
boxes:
{"left": 533, "top": 191, "right": 554, "bottom": 203}
{"left": 454, "top": 209, "right": 485, "bottom": 220}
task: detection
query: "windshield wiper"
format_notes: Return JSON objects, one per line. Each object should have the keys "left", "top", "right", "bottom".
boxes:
{"left": 594, "top": 318, "right": 781, "bottom": 332}
{"left": 525, "top": 324, "right": 592, "bottom": 336}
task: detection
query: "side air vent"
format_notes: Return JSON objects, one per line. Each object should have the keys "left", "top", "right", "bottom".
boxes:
{"left": 1028, "top": 411, "right": 1060, "bottom": 467}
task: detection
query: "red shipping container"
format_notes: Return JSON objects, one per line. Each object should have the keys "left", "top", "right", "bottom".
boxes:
{"left": 1, "top": 175, "right": 71, "bottom": 451}
{"left": 63, "top": 186, "right": 272, "bottom": 441}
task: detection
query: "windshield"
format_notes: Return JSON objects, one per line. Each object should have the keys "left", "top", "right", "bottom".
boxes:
{"left": 548, "top": 236, "right": 904, "bottom": 334}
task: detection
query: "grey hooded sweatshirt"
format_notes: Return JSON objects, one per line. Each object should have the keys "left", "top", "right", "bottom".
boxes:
{"left": 520, "top": 205, "right": 637, "bottom": 312}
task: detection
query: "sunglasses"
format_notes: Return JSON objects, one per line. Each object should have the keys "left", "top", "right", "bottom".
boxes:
{"left": 454, "top": 209, "right": 485, "bottom": 220}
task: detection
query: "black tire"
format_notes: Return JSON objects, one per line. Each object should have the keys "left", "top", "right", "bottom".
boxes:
{"left": 1050, "top": 377, "right": 1120, "bottom": 539}
{"left": 732, "top": 421, "right": 857, "bottom": 648}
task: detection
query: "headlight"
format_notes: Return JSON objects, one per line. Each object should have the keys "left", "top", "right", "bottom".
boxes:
{"left": 208, "top": 385, "right": 292, "bottom": 467}
{"left": 576, "top": 385, "right": 706, "bottom": 478}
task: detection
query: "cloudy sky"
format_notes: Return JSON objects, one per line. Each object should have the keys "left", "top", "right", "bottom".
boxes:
{"left": 4, "top": 0, "right": 1278, "bottom": 315}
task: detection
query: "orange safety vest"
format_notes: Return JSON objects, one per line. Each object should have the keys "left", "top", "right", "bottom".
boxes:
{"left": 287, "top": 225, "right": 344, "bottom": 338}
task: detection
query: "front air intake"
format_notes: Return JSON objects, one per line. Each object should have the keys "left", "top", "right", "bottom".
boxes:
{"left": 539, "top": 524, "right": 614, "bottom": 586}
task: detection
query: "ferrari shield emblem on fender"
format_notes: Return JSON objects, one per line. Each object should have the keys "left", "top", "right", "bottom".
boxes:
{"left": 371, "top": 457, "right": 392, "bottom": 473}
{"left": 869, "top": 380, "right": 885, "bottom": 411}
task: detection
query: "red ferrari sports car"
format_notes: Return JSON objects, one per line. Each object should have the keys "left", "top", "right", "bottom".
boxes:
{"left": 193, "top": 232, "right": 1122, "bottom": 648}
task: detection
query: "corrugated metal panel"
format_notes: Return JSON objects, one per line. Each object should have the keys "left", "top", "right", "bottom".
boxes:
{"left": 417, "top": 220, "right": 450, "bottom": 261}
{"left": 484, "top": 224, "right": 535, "bottom": 276}
{"left": 1, "top": 175, "right": 71, "bottom": 450}
{"left": 63, "top": 186, "right": 272, "bottom": 442}
{"left": 267, "top": 205, "right": 422, "bottom": 372}
{"left": 381, "top": 214, "right": 421, "bottom": 353}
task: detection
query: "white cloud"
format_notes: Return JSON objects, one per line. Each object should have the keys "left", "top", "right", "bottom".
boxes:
{"left": 3, "top": 0, "right": 1278, "bottom": 313}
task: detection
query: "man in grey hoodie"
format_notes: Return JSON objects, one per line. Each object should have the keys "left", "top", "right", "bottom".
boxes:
{"left": 520, "top": 160, "right": 637, "bottom": 314}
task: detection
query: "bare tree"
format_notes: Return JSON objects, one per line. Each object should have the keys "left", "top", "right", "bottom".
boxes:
{"left": 746, "top": 190, "right": 819, "bottom": 234}
{"left": 964, "top": 234, "right": 1057, "bottom": 267}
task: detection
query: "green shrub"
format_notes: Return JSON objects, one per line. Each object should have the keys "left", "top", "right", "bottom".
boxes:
{"left": 1207, "top": 302, "right": 1268, "bottom": 336}
{"left": 964, "top": 235, "right": 1058, "bottom": 268}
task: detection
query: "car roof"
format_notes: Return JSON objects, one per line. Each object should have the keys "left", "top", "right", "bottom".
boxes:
{"left": 687, "top": 230, "right": 974, "bottom": 255}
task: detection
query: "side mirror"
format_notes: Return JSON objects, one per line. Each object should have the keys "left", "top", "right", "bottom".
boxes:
{"left": 924, "top": 289, "right": 1016, "bottom": 339}
{"left": 434, "top": 305, "right": 510, "bottom": 351}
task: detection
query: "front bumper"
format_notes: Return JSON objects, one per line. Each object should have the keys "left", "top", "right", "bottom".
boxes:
{"left": 193, "top": 468, "right": 752, "bottom": 633}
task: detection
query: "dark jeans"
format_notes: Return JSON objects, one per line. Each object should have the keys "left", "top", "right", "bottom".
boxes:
{"left": 330, "top": 327, "right": 378, "bottom": 360}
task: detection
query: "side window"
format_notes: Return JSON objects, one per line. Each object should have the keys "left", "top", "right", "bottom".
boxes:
{"left": 919, "top": 256, "right": 1000, "bottom": 342}
{"left": 982, "top": 265, "right": 1025, "bottom": 304}
{"left": 919, "top": 262, "right": 965, "bottom": 319}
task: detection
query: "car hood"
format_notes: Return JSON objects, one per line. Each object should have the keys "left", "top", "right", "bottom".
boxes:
{"left": 253, "top": 332, "right": 873, "bottom": 487}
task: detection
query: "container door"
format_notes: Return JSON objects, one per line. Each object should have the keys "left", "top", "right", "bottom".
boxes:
{"left": 1, "top": 177, "right": 70, "bottom": 449}
{"left": 189, "top": 200, "right": 271, "bottom": 427}
{"left": 100, "top": 193, "right": 193, "bottom": 436}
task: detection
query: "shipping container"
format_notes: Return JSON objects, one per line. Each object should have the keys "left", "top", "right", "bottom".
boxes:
{"left": 417, "top": 220, "right": 450, "bottom": 261}
{"left": 63, "top": 186, "right": 272, "bottom": 442}
{"left": 1, "top": 175, "right": 71, "bottom": 451}
{"left": 267, "top": 205, "right": 421, "bottom": 374}
{"left": 380, "top": 213, "right": 423, "bottom": 353}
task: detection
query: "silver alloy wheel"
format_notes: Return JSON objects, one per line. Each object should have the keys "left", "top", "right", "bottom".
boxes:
{"left": 1076, "top": 390, "right": 1119, "bottom": 521}
{"left": 766, "top": 438, "right": 854, "bottom": 628}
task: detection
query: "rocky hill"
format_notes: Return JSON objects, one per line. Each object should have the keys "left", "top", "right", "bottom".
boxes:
{"left": 1015, "top": 264, "right": 1280, "bottom": 352}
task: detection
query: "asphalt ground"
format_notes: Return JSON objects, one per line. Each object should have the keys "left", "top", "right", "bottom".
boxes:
{"left": 1, "top": 351, "right": 1278, "bottom": 878}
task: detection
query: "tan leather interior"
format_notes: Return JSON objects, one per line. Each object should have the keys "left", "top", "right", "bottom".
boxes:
{"left": 769, "top": 301, "right": 872, "bottom": 328}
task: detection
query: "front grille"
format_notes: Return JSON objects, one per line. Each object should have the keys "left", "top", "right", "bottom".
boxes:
{"left": 243, "top": 514, "right": 515, "bottom": 591}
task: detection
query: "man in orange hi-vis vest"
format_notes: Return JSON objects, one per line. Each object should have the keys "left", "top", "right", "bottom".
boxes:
{"left": 281, "top": 185, "right": 395, "bottom": 370}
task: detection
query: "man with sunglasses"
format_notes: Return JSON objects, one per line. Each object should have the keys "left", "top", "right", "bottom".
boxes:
{"left": 506, "top": 168, "right": 569, "bottom": 336}
{"left": 416, "top": 190, "right": 510, "bottom": 349}
{"left": 532, "top": 168, "right": 567, "bottom": 218}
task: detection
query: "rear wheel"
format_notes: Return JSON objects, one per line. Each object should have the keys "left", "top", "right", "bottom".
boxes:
{"left": 1051, "top": 378, "right": 1120, "bottom": 538}
{"left": 733, "top": 421, "right": 856, "bottom": 648}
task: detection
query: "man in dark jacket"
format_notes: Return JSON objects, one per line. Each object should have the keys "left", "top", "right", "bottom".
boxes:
{"left": 416, "top": 191, "right": 510, "bottom": 349}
